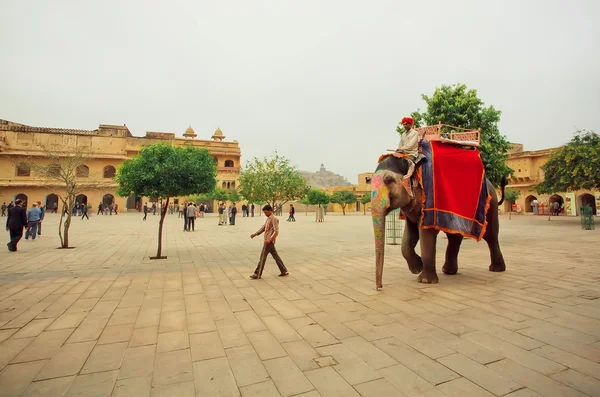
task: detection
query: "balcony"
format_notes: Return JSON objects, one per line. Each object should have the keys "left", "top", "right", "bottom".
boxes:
{"left": 218, "top": 166, "right": 240, "bottom": 173}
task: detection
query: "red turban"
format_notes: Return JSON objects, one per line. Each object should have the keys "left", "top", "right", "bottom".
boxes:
{"left": 402, "top": 117, "right": 414, "bottom": 125}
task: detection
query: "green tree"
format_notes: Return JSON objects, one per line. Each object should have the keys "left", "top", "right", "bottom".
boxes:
{"left": 504, "top": 188, "right": 521, "bottom": 219}
{"left": 209, "top": 188, "right": 230, "bottom": 203}
{"left": 299, "top": 196, "right": 311, "bottom": 215}
{"left": 409, "top": 83, "right": 513, "bottom": 186}
{"left": 535, "top": 130, "right": 600, "bottom": 194}
{"left": 116, "top": 144, "right": 216, "bottom": 259}
{"left": 239, "top": 153, "right": 309, "bottom": 207}
{"left": 306, "top": 189, "right": 330, "bottom": 208}
{"left": 360, "top": 194, "right": 371, "bottom": 215}
{"left": 228, "top": 189, "right": 241, "bottom": 203}
{"left": 330, "top": 190, "right": 357, "bottom": 215}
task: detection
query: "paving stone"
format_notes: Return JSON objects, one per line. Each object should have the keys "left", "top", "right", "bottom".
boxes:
{"left": 436, "top": 377, "right": 496, "bottom": 397}
{"left": 64, "top": 370, "right": 118, "bottom": 397}
{"left": 341, "top": 336, "right": 397, "bottom": 369}
{"left": 156, "top": 330, "right": 189, "bottom": 353}
{"left": 0, "top": 359, "right": 49, "bottom": 397}
{"left": 80, "top": 342, "right": 127, "bottom": 374}
{"left": 153, "top": 348, "right": 193, "bottom": 387}
{"left": 112, "top": 375, "right": 152, "bottom": 397}
{"left": 118, "top": 345, "right": 156, "bottom": 380}
{"left": 263, "top": 356, "right": 314, "bottom": 397}
{"left": 235, "top": 310, "right": 267, "bottom": 333}
{"left": 550, "top": 369, "right": 600, "bottom": 397}
{"left": 354, "top": 378, "right": 407, "bottom": 397}
{"left": 378, "top": 364, "right": 447, "bottom": 397}
{"left": 226, "top": 344, "right": 270, "bottom": 387}
{"left": 67, "top": 316, "right": 109, "bottom": 343}
{"left": 21, "top": 375, "right": 76, "bottom": 397}
{"left": 129, "top": 326, "right": 158, "bottom": 347}
{"left": 239, "top": 380, "right": 281, "bottom": 397}
{"left": 247, "top": 330, "right": 288, "bottom": 360}
{"left": 262, "top": 315, "right": 302, "bottom": 343}
{"left": 13, "top": 329, "right": 73, "bottom": 363}
{"left": 190, "top": 331, "right": 226, "bottom": 361}
{"left": 282, "top": 340, "right": 321, "bottom": 371}
{"left": 187, "top": 311, "right": 217, "bottom": 334}
{"left": 11, "top": 318, "right": 55, "bottom": 339}
{"left": 304, "top": 366, "right": 360, "bottom": 397}
{"left": 151, "top": 380, "right": 196, "bottom": 397}
{"left": 531, "top": 344, "right": 600, "bottom": 380}
{"left": 36, "top": 341, "right": 96, "bottom": 380}
{"left": 0, "top": 337, "right": 34, "bottom": 370}
{"left": 97, "top": 323, "right": 134, "bottom": 345}
{"left": 158, "top": 310, "right": 186, "bottom": 334}
{"left": 193, "top": 356, "right": 239, "bottom": 397}
{"left": 316, "top": 343, "right": 381, "bottom": 385}
{"left": 47, "top": 312, "right": 88, "bottom": 331}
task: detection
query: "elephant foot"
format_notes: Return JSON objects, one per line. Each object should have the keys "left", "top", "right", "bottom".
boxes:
{"left": 376, "top": 283, "right": 383, "bottom": 290}
{"left": 489, "top": 263, "right": 506, "bottom": 272}
{"left": 407, "top": 259, "right": 423, "bottom": 275}
{"left": 442, "top": 263, "right": 458, "bottom": 275}
{"left": 418, "top": 270, "right": 439, "bottom": 284}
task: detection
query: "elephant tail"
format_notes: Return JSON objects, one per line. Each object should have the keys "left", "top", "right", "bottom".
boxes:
{"left": 497, "top": 175, "right": 508, "bottom": 205}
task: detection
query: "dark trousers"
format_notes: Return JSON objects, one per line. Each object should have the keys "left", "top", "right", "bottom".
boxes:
{"left": 230, "top": 214, "right": 236, "bottom": 225}
{"left": 1, "top": 210, "right": 5, "bottom": 216}
{"left": 253, "top": 242, "right": 287, "bottom": 278}
{"left": 8, "top": 228, "right": 23, "bottom": 251}
{"left": 38, "top": 221, "right": 42, "bottom": 235}
{"left": 184, "top": 216, "right": 189, "bottom": 230}
{"left": 143, "top": 211, "right": 147, "bottom": 220}
{"left": 287, "top": 214, "right": 295, "bottom": 221}
{"left": 82, "top": 213, "right": 89, "bottom": 220}
{"left": 25, "top": 221, "right": 39, "bottom": 240}
{"left": 187, "top": 217, "right": 195, "bottom": 231}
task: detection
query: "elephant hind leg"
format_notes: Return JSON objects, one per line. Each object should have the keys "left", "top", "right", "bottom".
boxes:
{"left": 484, "top": 212, "right": 506, "bottom": 272}
{"left": 443, "top": 233, "right": 463, "bottom": 275}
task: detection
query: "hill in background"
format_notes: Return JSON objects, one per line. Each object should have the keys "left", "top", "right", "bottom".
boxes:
{"left": 299, "top": 164, "right": 353, "bottom": 189}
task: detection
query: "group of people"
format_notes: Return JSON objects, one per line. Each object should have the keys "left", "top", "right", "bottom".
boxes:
{"left": 96, "top": 202, "right": 118, "bottom": 216}
{"left": 5, "top": 199, "right": 45, "bottom": 251}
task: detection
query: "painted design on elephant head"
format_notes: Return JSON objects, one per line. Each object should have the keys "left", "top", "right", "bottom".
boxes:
{"left": 370, "top": 172, "right": 389, "bottom": 248}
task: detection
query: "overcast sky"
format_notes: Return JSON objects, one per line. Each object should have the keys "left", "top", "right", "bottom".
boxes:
{"left": 2, "top": 0, "right": 598, "bottom": 182}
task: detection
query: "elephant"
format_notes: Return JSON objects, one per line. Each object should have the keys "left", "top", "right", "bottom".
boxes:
{"left": 370, "top": 155, "right": 507, "bottom": 290}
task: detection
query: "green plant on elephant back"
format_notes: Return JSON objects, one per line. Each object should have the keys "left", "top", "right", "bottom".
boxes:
{"left": 360, "top": 194, "right": 371, "bottom": 215}
{"left": 504, "top": 188, "right": 521, "bottom": 219}
{"left": 410, "top": 83, "right": 513, "bottom": 187}
{"left": 330, "top": 190, "right": 357, "bottom": 215}
{"left": 116, "top": 143, "right": 216, "bottom": 259}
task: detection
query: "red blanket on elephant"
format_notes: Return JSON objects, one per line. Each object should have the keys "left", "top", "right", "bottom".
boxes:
{"left": 419, "top": 140, "right": 491, "bottom": 241}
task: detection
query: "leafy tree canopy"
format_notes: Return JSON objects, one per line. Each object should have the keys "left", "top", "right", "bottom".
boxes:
{"left": 116, "top": 144, "right": 217, "bottom": 199}
{"left": 535, "top": 130, "right": 600, "bottom": 194}
{"left": 504, "top": 188, "right": 521, "bottom": 203}
{"left": 210, "top": 188, "right": 230, "bottom": 202}
{"left": 306, "top": 189, "right": 330, "bottom": 207}
{"left": 228, "top": 189, "right": 241, "bottom": 203}
{"left": 239, "top": 153, "right": 309, "bottom": 206}
{"left": 360, "top": 194, "right": 371, "bottom": 205}
{"left": 330, "top": 190, "right": 357, "bottom": 215}
{"left": 409, "top": 83, "right": 513, "bottom": 186}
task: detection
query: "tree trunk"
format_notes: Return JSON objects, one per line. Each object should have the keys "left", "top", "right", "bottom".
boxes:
{"left": 60, "top": 195, "right": 74, "bottom": 248}
{"left": 341, "top": 205, "right": 346, "bottom": 215}
{"left": 58, "top": 202, "right": 66, "bottom": 247}
{"left": 305, "top": 205, "right": 308, "bottom": 216}
{"left": 152, "top": 196, "right": 169, "bottom": 259}
{"left": 363, "top": 204, "right": 366, "bottom": 215}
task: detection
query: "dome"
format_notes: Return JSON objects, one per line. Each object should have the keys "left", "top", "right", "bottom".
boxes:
{"left": 212, "top": 127, "right": 225, "bottom": 141}
{"left": 183, "top": 125, "right": 197, "bottom": 139}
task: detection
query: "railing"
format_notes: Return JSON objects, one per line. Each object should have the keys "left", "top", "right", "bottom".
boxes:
{"left": 415, "top": 123, "right": 480, "bottom": 146}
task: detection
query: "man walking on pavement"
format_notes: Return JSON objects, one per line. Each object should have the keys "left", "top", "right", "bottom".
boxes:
{"left": 249, "top": 205, "right": 289, "bottom": 279}
{"left": 25, "top": 202, "right": 42, "bottom": 241}
{"left": 81, "top": 204, "right": 89, "bottom": 220}
{"left": 1, "top": 202, "right": 7, "bottom": 217}
{"left": 143, "top": 203, "right": 148, "bottom": 221}
{"left": 6, "top": 199, "right": 27, "bottom": 251}
{"left": 230, "top": 203, "right": 237, "bottom": 225}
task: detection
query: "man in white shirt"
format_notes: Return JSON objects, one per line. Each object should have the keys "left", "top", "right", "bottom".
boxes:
{"left": 396, "top": 116, "right": 421, "bottom": 197}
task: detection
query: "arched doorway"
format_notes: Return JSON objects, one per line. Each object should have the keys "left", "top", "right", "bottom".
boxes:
{"left": 15, "top": 193, "right": 28, "bottom": 208}
{"left": 46, "top": 194, "right": 59, "bottom": 211}
{"left": 580, "top": 193, "right": 597, "bottom": 215}
{"left": 126, "top": 195, "right": 142, "bottom": 211}
{"left": 102, "top": 194, "right": 114, "bottom": 207}
{"left": 549, "top": 194, "right": 564, "bottom": 215}
{"left": 525, "top": 195, "right": 537, "bottom": 213}
{"left": 75, "top": 194, "right": 88, "bottom": 206}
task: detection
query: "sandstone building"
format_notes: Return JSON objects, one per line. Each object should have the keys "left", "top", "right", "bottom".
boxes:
{"left": 0, "top": 119, "right": 241, "bottom": 212}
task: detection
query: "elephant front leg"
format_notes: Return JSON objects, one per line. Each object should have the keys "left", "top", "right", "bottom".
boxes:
{"left": 418, "top": 228, "right": 439, "bottom": 283}
{"left": 401, "top": 219, "right": 422, "bottom": 274}
{"left": 443, "top": 233, "right": 463, "bottom": 275}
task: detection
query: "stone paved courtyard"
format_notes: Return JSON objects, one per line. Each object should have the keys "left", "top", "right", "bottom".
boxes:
{"left": 0, "top": 211, "right": 599, "bottom": 397}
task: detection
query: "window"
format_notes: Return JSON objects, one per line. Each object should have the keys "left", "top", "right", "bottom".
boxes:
{"left": 16, "top": 164, "right": 30, "bottom": 177}
{"left": 76, "top": 165, "right": 89, "bottom": 177}
{"left": 224, "top": 160, "right": 234, "bottom": 167}
{"left": 103, "top": 165, "right": 116, "bottom": 178}
{"left": 48, "top": 164, "right": 61, "bottom": 177}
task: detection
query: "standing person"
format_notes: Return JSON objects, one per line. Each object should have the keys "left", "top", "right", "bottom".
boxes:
{"left": 227, "top": 204, "right": 233, "bottom": 225}
{"left": 187, "top": 202, "right": 196, "bottom": 231}
{"left": 242, "top": 204, "right": 247, "bottom": 218}
{"left": 25, "top": 202, "right": 42, "bottom": 241}
{"left": 37, "top": 201, "right": 45, "bottom": 236}
{"left": 143, "top": 203, "right": 148, "bottom": 220}
{"left": 152, "top": 202, "right": 157, "bottom": 215}
{"left": 1, "top": 202, "right": 7, "bottom": 217}
{"left": 81, "top": 204, "right": 89, "bottom": 220}
{"left": 6, "top": 199, "right": 27, "bottom": 251}
{"left": 249, "top": 205, "right": 289, "bottom": 279}
{"left": 183, "top": 203, "right": 189, "bottom": 231}
{"left": 288, "top": 204, "right": 296, "bottom": 222}
{"left": 114, "top": 203, "right": 118, "bottom": 215}
{"left": 218, "top": 202, "right": 225, "bottom": 225}
{"left": 97, "top": 202, "right": 103, "bottom": 215}
{"left": 251, "top": 203, "right": 255, "bottom": 217}
{"left": 230, "top": 203, "right": 237, "bottom": 225}
{"left": 199, "top": 203, "right": 205, "bottom": 218}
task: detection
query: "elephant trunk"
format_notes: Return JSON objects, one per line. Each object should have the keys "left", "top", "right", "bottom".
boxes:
{"left": 370, "top": 173, "right": 390, "bottom": 290}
